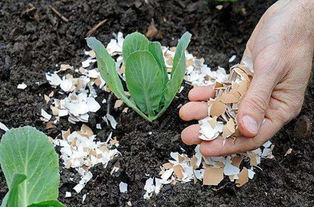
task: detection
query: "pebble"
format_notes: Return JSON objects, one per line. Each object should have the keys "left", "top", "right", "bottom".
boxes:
{"left": 294, "top": 115, "right": 312, "bottom": 139}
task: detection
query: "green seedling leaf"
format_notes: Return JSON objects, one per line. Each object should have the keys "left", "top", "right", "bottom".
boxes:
{"left": 171, "top": 32, "right": 192, "bottom": 78}
{"left": 148, "top": 42, "right": 166, "bottom": 71}
{"left": 86, "top": 37, "right": 150, "bottom": 121}
{"left": 125, "top": 51, "right": 164, "bottom": 116}
{"left": 122, "top": 32, "right": 149, "bottom": 62}
{"left": 0, "top": 127, "right": 64, "bottom": 207}
{"left": 149, "top": 42, "right": 168, "bottom": 86}
{"left": 3, "top": 174, "right": 27, "bottom": 207}
{"left": 156, "top": 32, "right": 192, "bottom": 119}
{"left": 28, "top": 200, "right": 65, "bottom": 207}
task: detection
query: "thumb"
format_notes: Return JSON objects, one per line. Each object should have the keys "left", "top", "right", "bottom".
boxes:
{"left": 237, "top": 52, "right": 279, "bottom": 138}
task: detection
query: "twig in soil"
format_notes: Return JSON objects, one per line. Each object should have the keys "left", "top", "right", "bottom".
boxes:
{"left": 107, "top": 93, "right": 113, "bottom": 115}
{"left": 49, "top": 5, "right": 69, "bottom": 23}
{"left": 86, "top": 19, "right": 108, "bottom": 37}
{"left": 22, "top": 3, "right": 36, "bottom": 15}
{"left": 22, "top": 3, "right": 39, "bottom": 21}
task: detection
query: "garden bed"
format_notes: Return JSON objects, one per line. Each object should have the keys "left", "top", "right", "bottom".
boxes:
{"left": 1, "top": 0, "right": 314, "bottom": 206}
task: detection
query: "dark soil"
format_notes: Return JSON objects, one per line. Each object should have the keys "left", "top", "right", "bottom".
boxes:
{"left": 1, "top": 0, "right": 313, "bottom": 206}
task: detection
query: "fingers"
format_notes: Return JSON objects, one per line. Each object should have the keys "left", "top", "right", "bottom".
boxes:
{"left": 181, "top": 124, "right": 202, "bottom": 145}
{"left": 181, "top": 118, "right": 282, "bottom": 157}
{"left": 179, "top": 86, "right": 215, "bottom": 121}
{"left": 179, "top": 102, "right": 208, "bottom": 121}
{"left": 200, "top": 118, "right": 282, "bottom": 157}
{"left": 188, "top": 86, "right": 215, "bottom": 101}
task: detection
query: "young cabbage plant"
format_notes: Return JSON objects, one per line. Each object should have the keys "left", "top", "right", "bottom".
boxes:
{"left": 87, "top": 32, "right": 191, "bottom": 121}
{"left": 0, "top": 126, "right": 65, "bottom": 207}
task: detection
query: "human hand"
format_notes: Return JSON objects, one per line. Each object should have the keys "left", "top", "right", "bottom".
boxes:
{"left": 179, "top": 0, "right": 314, "bottom": 157}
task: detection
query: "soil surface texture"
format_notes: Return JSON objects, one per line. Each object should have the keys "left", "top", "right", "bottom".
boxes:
{"left": 1, "top": 0, "right": 314, "bottom": 207}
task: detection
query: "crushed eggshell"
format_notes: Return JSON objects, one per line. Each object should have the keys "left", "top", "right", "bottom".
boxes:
{"left": 54, "top": 125, "right": 120, "bottom": 193}
{"left": 65, "top": 192, "right": 72, "bottom": 198}
{"left": 144, "top": 177, "right": 163, "bottom": 200}
{"left": 228, "top": 55, "right": 236, "bottom": 63}
{"left": 104, "top": 114, "right": 117, "bottom": 129}
{"left": 203, "top": 165, "right": 224, "bottom": 186}
{"left": 82, "top": 194, "right": 87, "bottom": 203}
{"left": 284, "top": 148, "right": 293, "bottom": 156}
{"left": 236, "top": 167, "right": 248, "bottom": 187}
{"left": 114, "top": 100, "right": 124, "bottom": 108}
{"left": 17, "top": 82, "right": 27, "bottom": 90}
{"left": 59, "top": 64, "right": 74, "bottom": 72}
{"left": 119, "top": 182, "right": 128, "bottom": 193}
{"left": 41, "top": 109, "right": 52, "bottom": 122}
{"left": 199, "top": 64, "right": 253, "bottom": 142}
{"left": 0, "top": 122, "right": 9, "bottom": 132}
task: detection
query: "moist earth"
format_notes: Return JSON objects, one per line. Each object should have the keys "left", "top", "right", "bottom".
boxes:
{"left": 0, "top": 0, "right": 314, "bottom": 206}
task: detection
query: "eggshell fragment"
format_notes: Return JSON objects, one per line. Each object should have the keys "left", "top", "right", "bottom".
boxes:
{"left": 203, "top": 165, "right": 224, "bottom": 186}
{"left": 173, "top": 165, "right": 184, "bottom": 179}
{"left": 17, "top": 83, "right": 27, "bottom": 90}
{"left": 114, "top": 100, "right": 124, "bottom": 108}
{"left": 210, "top": 101, "right": 226, "bottom": 117}
{"left": 236, "top": 167, "right": 249, "bottom": 187}
{"left": 220, "top": 92, "right": 240, "bottom": 104}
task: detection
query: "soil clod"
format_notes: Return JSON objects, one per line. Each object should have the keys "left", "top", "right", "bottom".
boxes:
{"left": 294, "top": 115, "right": 312, "bottom": 139}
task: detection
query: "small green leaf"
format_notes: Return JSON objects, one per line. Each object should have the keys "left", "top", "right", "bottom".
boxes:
{"left": 86, "top": 37, "right": 125, "bottom": 97}
{"left": 86, "top": 37, "right": 151, "bottom": 121}
{"left": 122, "top": 32, "right": 149, "bottom": 62}
{"left": 28, "top": 200, "right": 65, "bottom": 207}
{"left": 148, "top": 42, "right": 168, "bottom": 86}
{"left": 4, "top": 174, "right": 27, "bottom": 207}
{"left": 156, "top": 32, "right": 192, "bottom": 119}
{"left": 148, "top": 42, "right": 166, "bottom": 71}
{"left": 125, "top": 51, "right": 164, "bottom": 116}
{"left": 171, "top": 32, "right": 192, "bottom": 77}
{"left": 0, "top": 127, "right": 60, "bottom": 207}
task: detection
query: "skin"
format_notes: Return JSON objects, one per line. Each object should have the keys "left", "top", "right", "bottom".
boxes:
{"left": 179, "top": 0, "right": 314, "bottom": 157}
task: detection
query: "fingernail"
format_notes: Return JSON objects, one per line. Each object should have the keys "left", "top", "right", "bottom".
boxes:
{"left": 242, "top": 115, "right": 258, "bottom": 134}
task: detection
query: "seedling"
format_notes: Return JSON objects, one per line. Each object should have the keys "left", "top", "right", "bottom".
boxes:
{"left": 0, "top": 126, "right": 65, "bottom": 207}
{"left": 87, "top": 32, "right": 191, "bottom": 121}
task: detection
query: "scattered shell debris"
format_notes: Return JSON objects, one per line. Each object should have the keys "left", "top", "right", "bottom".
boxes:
{"left": 284, "top": 148, "right": 293, "bottom": 156}
{"left": 0, "top": 122, "right": 9, "bottom": 132}
{"left": 41, "top": 32, "right": 275, "bottom": 198}
{"left": 40, "top": 109, "right": 52, "bottom": 122}
{"left": 82, "top": 194, "right": 87, "bottom": 203}
{"left": 119, "top": 182, "right": 128, "bottom": 193}
{"left": 144, "top": 177, "right": 163, "bottom": 200}
{"left": 53, "top": 124, "right": 120, "bottom": 193}
{"left": 144, "top": 141, "right": 273, "bottom": 199}
{"left": 45, "top": 68, "right": 103, "bottom": 124}
{"left": 17, "top": 82, "right": 27, "bottom": 90}
{"left": 65, "top": 192, "right": 72, "bottom": 198}
{"left": 228, "top": 55, "right": 236, "bottom": 63}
